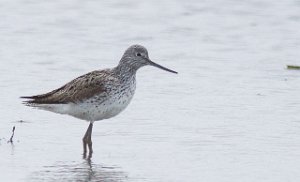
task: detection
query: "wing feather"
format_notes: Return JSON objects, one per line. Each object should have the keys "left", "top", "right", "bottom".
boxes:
{"left": 21, "top": 69, "right": 118, "bottom": 104}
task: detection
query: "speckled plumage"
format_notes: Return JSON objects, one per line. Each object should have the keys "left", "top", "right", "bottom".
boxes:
{"left": 22, "top": 69, "right": 136, "bottom": 121}
{"left": 21, "top": 44, "right": 177, "bottom": 156}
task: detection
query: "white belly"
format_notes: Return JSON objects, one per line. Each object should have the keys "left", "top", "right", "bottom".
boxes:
{"left": 34, "top": 77, "right": 136, "bottom": 121}
{"left": 64, "top": 90, "right": 134, "bottom": 121}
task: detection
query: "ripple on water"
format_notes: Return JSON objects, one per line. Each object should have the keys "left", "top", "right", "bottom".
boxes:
{"left": 28, "top": 160, "right": 129, "bottom": 182}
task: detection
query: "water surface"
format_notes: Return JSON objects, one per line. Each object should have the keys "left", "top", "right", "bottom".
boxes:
{"left": 1, "top": 0, "right": 300, "bottom": 181}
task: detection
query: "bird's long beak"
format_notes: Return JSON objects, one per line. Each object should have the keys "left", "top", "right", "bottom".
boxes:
{"left": 146, "top": 58, "right": 178, "bottom": 74}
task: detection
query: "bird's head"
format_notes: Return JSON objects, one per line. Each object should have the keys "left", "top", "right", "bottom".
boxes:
{"left": 119, "top": 45, "right": 177, "bottom": 74}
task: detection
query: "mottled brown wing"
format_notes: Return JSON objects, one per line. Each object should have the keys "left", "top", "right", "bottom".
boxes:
{"left": 21, "top": 70, "right": 118, "bottom": 104}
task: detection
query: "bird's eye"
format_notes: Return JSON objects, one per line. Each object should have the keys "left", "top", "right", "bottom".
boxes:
{"left": 136, "top": 53, "right": 141, "bottom": 57}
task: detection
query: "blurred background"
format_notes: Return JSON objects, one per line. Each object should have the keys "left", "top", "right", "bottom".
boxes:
{"left": 0, "top": 0, "right": 300, "bottom": 181}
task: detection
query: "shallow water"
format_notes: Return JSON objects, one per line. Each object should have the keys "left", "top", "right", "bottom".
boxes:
{"left": 1, "top": 0, "right": 300, "bottom": 181}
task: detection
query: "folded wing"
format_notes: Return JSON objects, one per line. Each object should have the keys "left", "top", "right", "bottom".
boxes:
{"left": 21, "top": 70, "right": 118, "bottom": 105}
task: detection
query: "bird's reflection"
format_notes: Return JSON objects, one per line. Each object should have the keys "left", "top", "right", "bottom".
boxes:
{"left": 29, "top": 158, "right": 128, "bottom": 182}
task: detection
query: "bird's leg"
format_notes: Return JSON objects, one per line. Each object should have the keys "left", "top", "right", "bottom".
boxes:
{"left": 83, "top": 122, "right": 93, "bottom": 157}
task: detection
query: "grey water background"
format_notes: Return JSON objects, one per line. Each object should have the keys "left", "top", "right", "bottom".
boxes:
{"left": 1, "top": 0, "right": 300, "bottom": 181}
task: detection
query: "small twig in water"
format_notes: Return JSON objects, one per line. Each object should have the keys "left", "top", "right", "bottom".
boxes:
{"left": 8, "top": 126, "right": 15, "bottom": 143}
{"left": 287, "top": 65, "right": 300, "bottom": 70}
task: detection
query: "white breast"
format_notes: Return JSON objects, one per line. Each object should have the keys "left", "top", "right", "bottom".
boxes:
{"left": 66, "top": 78, "right": 136, "bottom": 121}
